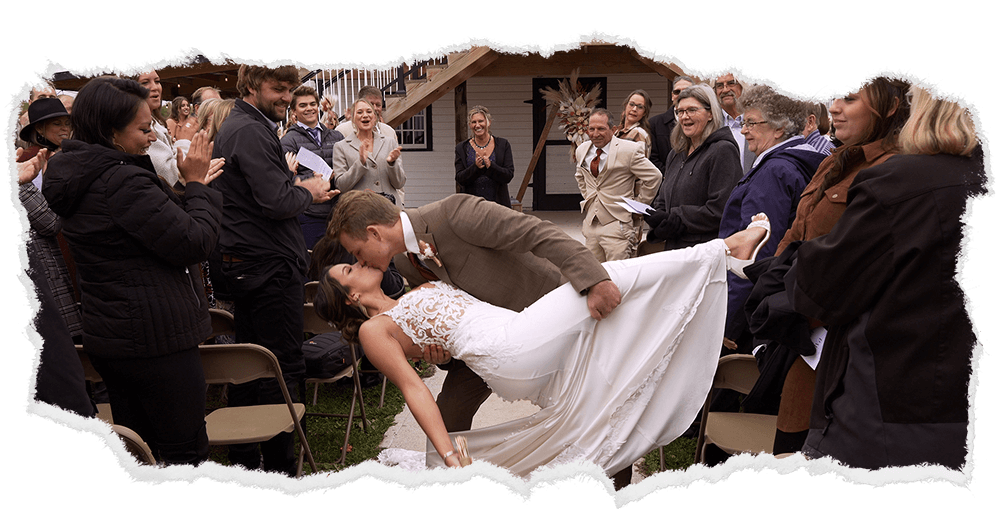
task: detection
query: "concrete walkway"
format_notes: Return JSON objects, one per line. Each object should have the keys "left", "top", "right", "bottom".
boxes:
{"left": 379, "top": 210, "right": 647, "bottom": 484}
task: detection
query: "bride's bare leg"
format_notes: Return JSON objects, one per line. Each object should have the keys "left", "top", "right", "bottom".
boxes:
{"left": 723, "top": 213, "right": 769, "bottom": 260}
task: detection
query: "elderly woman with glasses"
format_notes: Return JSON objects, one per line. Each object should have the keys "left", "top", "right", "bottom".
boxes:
{"left": 641, "top": 84, "right": 743, "bottom": 253}
{"left": 716, "top": 85, "right": 828, "bottom": 354}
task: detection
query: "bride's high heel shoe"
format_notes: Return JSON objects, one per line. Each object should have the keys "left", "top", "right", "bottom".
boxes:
{"left": 455, "top": 436, "right": 472, "bottom": 467}
{"left": 726, "top": 213, "right": 771, "bottom": 280}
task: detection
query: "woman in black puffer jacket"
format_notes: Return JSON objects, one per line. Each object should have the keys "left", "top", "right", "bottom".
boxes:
{"left": 43, "top": 78, "right": 224, "bottom": 465}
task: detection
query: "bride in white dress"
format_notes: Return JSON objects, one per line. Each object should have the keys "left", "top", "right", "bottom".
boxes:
{"left": 313, "top": 216, "right": 770, "bottom": 476}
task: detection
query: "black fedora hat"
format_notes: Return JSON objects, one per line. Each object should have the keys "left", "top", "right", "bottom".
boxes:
{"left": 19, "top": 98, "right": 70, "bottom": 143}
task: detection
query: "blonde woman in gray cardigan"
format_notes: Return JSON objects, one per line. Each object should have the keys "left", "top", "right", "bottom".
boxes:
{"left": 333, "top": 99, "right": 406, "bottom": 205}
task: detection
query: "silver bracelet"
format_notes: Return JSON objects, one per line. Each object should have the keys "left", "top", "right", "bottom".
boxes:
{"left": 442, "top": 450, "right": 455, "bottom": 460}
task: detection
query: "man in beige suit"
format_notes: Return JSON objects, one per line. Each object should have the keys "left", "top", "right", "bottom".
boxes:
{"left": 575, "top": 108, "right": 662, "bottom": 261}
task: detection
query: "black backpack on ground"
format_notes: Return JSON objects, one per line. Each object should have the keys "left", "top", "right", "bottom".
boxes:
{"left": 302, "top": 331, "right": 353, "bottom": 379}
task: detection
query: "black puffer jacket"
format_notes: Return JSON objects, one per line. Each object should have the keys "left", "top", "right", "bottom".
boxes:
{"left": 649, "top": 126, "right": 742, "bottom": 249}
{"left": 42, "top": 139, "right": 223, "bottom": 358}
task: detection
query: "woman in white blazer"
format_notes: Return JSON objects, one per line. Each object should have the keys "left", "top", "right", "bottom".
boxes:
{"left": 333, "top": 99, "right": 406, "bottom": 205}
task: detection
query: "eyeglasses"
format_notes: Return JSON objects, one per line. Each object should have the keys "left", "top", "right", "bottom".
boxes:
{"left": 627, "top": 102, "right": 646, "bottom": 110}
{"left": 742, "top": 120, "right": 769, "bottom": 131}
{"left": 714, "top": 80, "right": 740, "bottom": 90}
{"left": 675, "top": 107, "right": 709, "bottom": 118}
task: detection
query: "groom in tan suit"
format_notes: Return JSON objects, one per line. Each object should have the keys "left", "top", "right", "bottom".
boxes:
{"left": 575, "top": 109, "right": 662, "bottom": 261}
{"left": 329, "top": 190, "right": 618, "bottom": 415}
{"left": 330, "top": 190, "right": 643, "bottom": 488}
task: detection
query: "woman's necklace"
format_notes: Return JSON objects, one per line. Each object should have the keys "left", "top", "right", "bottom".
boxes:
{"left": 473, "top": 135, "right": 492, "bottom": 150}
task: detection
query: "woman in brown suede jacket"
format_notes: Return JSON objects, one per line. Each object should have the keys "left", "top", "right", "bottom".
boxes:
{"left": 766, "top": 77, "right": 911, "bottom": 454}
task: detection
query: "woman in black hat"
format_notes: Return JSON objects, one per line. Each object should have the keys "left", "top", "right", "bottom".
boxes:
{"left": 17, "top": 97, "right": 71, "bottom": 164}
{"left": 17, "top": 97, "right": 83, "bottom": 342}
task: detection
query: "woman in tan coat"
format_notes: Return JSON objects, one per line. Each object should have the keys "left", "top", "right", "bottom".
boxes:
{"left": 333, "top": 99, "right": 406, "bottom": 205}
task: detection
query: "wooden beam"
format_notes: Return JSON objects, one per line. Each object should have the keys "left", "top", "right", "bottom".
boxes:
{"left": 384, "top": 47, "right": 499, "bottom": 128}
{"left": 454, "top": 81, "right": 468, "bottom": 144}
{"left": 627, "top": 49, "right": 686, "bottom": 80}
{"left": 516, "top": 103, "right": 559, "bottom": 204}
{"left": 455, "top": 81, "right": 467, "bottom": 193}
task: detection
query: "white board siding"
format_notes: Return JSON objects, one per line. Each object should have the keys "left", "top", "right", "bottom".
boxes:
{"left": 397, "top": 73, "right": 669, "bottom": 210}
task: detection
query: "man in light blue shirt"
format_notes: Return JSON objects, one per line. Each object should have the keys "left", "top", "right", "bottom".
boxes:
{"left": 715, "top": 73, "right": 756, "bottom": 172}
{"left": 801, "top": 102, "right": 835, "bottom": 156}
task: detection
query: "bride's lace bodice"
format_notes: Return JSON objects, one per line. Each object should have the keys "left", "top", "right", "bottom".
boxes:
{"left": 383, "top": 281, "right": 479, "bottom": 350}
{"left": 382, "top": 281, "right": 520, "bottom": 388}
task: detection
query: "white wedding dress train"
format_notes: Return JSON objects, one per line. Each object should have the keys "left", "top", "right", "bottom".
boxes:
{"left": 385, "top": 239, "right": 729, "bottom": 477}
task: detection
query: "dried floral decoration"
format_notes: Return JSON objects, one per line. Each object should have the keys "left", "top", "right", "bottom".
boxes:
{"left": 539, "top": 69, "right": 603, "bottom": 162}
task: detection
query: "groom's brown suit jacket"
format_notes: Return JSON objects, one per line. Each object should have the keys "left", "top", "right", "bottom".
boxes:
{"left": 394, "top": 193, "right": 609, "bottom": 311}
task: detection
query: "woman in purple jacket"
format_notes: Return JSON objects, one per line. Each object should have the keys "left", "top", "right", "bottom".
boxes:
{"left": 717, "top": 85, "right": 827, "bottom": 353}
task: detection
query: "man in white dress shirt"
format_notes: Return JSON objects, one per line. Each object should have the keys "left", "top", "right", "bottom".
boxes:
{"left": 715, "top": 73, "right": 756, "bottom": 172}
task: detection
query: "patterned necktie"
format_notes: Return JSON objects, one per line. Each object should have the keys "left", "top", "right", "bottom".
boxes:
{"left": 590, "top": 148, "right": 603, "bottom": 177}
{"left": 307, "top": 127, "right": 321, "bottom": 146}
{"left": 408, "top": 252, "right": 440, "bottom": 281}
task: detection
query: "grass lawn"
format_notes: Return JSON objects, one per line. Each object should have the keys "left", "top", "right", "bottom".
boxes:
{"left": 206, "top": 361, "right": 432, "bottom": 474}
{"left": 205, "top": 361, "right": 700, "bottom": 476}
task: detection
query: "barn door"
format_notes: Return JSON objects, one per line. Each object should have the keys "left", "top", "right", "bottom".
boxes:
{"left": 529, "top": 76, "right": 608, "bottom": 210}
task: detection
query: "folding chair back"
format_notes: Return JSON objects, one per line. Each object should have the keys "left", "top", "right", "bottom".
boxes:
{"left": 207, "top": 308, "right": 236, "bottom": 341}
{"left": 304, "top": 281, "right": 319, "bottom": 304}
{"left": 713, "top": 354, "right": 764, "bottom": 395}
{"left": 199, "top": 343, "right": 318, "bottom": 476}
{"left": 695, "top": 354, "right": 778, "bottom": 463}
{"left": 112, "top": 424, "right": 157, "bottom": 466}
{"left": 301, "top": 302, "right": 371, "bottom": 465}
{"left": 200, "top": 343, "right": 278, "bottom": 385}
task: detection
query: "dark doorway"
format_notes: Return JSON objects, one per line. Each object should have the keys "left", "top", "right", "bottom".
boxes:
{"left": 529, "top": 76, "right": 608, "bottom": 210}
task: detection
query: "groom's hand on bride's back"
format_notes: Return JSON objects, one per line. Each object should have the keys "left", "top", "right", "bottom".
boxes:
{"left": 586, "top": 280, "right": 621, "bottom": 321}
{"left": 421, "top": 344, "right": 452, "bottom": 365}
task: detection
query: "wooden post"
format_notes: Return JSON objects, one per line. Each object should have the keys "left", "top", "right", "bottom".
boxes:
{"left": 455, "top": 81, "right": 468, "bottom": 143}
{"left": 515, "top": 103, "right": 559, "bottom": 211}
{"left": 455, "top": 82, "right": 468, "bottom": 194}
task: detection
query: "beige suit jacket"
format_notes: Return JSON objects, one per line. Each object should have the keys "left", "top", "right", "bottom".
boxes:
{"left": 394, "top": 194, "right": 610, "bottom": 311}
{"left": 333, "top": 127, "right": 406, "bottom": 198}
{"left": 574, "top": 135, "right": 662, "bottom": 226}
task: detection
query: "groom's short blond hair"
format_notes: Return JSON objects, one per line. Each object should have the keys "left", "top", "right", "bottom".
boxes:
{"left": 328, "top": 190, "right": 401, "bottom": 240}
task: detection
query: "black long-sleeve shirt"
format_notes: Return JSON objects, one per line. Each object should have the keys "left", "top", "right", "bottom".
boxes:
{"left": 212, "top": 99, "right": 313, "bottom": 272}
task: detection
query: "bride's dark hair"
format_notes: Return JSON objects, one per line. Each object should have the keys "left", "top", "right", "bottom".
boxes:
{"left": 314, "top": 264, "right": 369, "bottom": 343}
